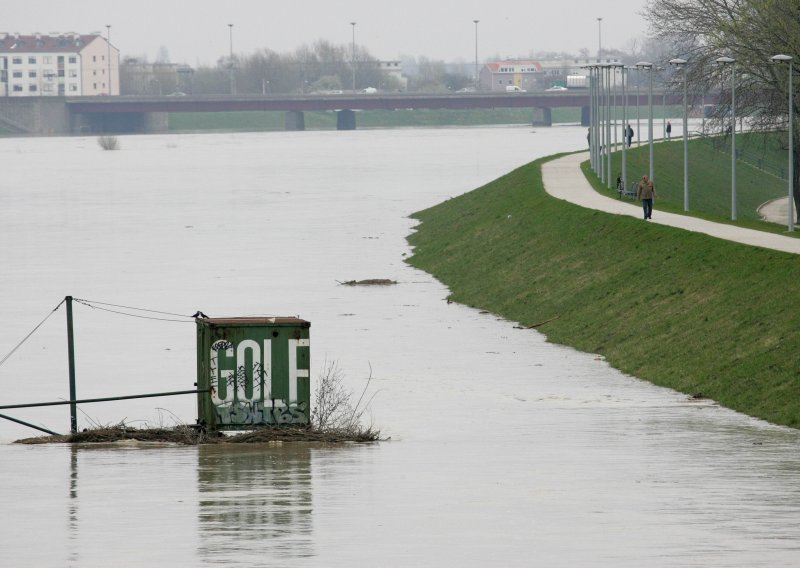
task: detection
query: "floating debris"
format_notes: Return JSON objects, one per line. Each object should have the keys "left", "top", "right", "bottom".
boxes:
{"left": 338, "top": 279, "right": 397, "bottom": 286}
{"left": 14, "top": 424, "right": 380, "bottom": 445}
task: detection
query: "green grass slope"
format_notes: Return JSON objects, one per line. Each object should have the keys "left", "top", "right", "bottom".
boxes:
{"left": 407, "top": 154, "right": 800, "bottom": 428}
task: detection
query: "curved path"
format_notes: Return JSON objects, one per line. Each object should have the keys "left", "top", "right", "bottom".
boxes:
{"left": 542, "top": 152, "right": 800, "bottom": 255}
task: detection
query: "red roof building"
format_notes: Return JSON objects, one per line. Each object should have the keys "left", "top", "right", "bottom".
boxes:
{"left": 0, "top": 32, "right": 119, "bottom": 97}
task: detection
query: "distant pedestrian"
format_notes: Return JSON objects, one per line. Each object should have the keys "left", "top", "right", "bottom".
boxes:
{"left": 616, "top": 173, "right": 623, "bottom": 197}
{"left": 637, "top": 174, "right": 656, "bottom": 220}
{"left": 626, "top": 124, "right": 634, "bottom": 147}
{"left": 666, "top": 121, "right": 672, "bottom": 140}
{"left": 587, "top": 127, "right": 591, "bottom": 147}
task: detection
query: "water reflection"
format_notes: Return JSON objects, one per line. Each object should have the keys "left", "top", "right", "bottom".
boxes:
{"left": 197, "top": 444, "right": 314, "bottom": 562}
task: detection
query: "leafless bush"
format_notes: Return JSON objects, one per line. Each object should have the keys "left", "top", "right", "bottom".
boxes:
{"left": 312, "top": 359, "right": 378, "bottom": 437}
{"left": 97, "top": 135, "right": 119, "bottom": 150}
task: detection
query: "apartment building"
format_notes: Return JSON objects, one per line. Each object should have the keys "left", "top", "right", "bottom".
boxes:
{"left": 0, "top": 32, "right": 119, "bottom": 96}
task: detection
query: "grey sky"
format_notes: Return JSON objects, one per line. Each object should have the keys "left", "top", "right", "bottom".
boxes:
{"left": 6, "top": 1, "right": 651, "bottom": 66}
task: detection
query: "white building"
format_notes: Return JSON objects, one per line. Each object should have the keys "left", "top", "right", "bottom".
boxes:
{"left": 0, "top": 32, "right": 119, "bottom": 97}
{"left": 378, "top": 60, "right": 408, "bottom": 91}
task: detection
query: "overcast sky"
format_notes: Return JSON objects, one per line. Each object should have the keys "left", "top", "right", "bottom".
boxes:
{"left": 6, "top": 1, "right": 651, "bottom": 66}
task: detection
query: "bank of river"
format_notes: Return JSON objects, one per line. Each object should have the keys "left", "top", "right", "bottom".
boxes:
{"left": 407, "top": 154, "right": 800, "bottom": 429}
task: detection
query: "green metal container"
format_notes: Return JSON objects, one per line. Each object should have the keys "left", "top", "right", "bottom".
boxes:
{"left": 196, "top": 317, "right": 310, "bottom": 430}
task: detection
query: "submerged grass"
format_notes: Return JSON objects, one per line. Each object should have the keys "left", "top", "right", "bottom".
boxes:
{"left": 406, "top": 154, "right": 800, "bottom": 428}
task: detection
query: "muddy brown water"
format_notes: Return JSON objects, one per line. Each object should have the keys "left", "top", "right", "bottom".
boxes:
{"left": 1, "top": 128, "right": 799, "bottom": 566}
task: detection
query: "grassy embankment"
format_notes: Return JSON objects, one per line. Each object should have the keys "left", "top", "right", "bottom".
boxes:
{"left": 406, "top": 136, "right": 800, "bottom": 428}
{"left": 168, "top": 108, "right": 583, "bottom": 131}
{"left": 168, "top": 105, "right": 684, "bottom": 132}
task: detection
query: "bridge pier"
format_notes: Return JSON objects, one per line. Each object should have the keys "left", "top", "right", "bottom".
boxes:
{"left": 71, "top": 112, "right": 168, "bottom": 134}
{"left": 285, "top": 111, "right": 306, "bottom": 131}
{"left": 337, "top": 109, "right": 356, "bottom": 130}
{"left": 531, "top": 107, "right": 552, "bottom": 127}
{"left": 581, "top": 106, "right": 590, "bottom": 127}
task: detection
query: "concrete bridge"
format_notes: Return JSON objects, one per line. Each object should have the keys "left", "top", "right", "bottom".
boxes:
{"left": 0, "top": 91, "right": 688, "bottom": 135}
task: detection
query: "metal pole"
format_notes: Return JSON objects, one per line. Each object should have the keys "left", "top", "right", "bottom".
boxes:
{"left": 474, "top": 20, "right": 479, "bottom": 88}
{"left": 66, "top": 296, "right": 77, "bottom": 434}
{"left": 0, "top": 412, "right": 60, "bottom": 436}
{"left": 613, "top": 66, "right": 618, "bottom": 153}
{"left": 622, "top": 67, "right": 627, "bottom": 195}
{"left": 600, "top": 66, "right": 605, "bottom": 182}
{"left": 649, "top": 67, "right": 654, "bottom": 181}
{"left": 790, "top": 60, "right": 795, "bottom": 232}
{"left": 637, "top": 70, "right": 641, "bottom": 146}
{"left": 0, "top": 389, "right": 211, "bottom": 411}
{"left": 731, "top": 61, "right": 737, "bottom": 220}
{"left": 672, "top": 58, "right": 689, "bottom": 210}
{"left": 597, "top": 18, "right": 602, "bottom": 59}
{"left": 228, "top": 24, "right": 235, "bottom": 95}
{"left": 351, "top": 22, "right": 357, "bottom": 91}
{"left": 106, "top": 25, "right": 111, "bottom": 95}
{"left": 683, "top": 72, "right": 689, "bottom": 210}
{"left": 588, "top": 68, "right": 593, "bottom": 170}
{"left": 606, "top": 65, "right": 612, "bottom": 189}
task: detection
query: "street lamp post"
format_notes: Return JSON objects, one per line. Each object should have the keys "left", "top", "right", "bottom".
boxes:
{"left": 606, "top": 64, "right": 613, "bottom": 188}
{"left": 473, "top": 20, "right": 479, "bottom": 89}
{"left": 670, "top": 58, "right": 689, "bottom": 211}
{"left": 106, "top": 25, "right": 111, "bottom": 95}
{"left": 716, "top": 56, "right": 737, "bottom": 220}
{"left": 599, "top": 64, "right": 606, "bottom": 183}
{"left": 622, "top": 66, "right": 628, "bottom": 194}
{"left": 351, "top": 22, "right": 357, "bottom": 91}
{"left": 584, "top": 65, "right": 595, "bottom": 172}
{"left": 597, "top": 17, "right": 602, "bottom": 60}
{"left": 637, "top": 62, "right": 654, "bottom": 181}
{"left": 771, "top": 54, "right": 794, "bottom": 232}
{"left": 636, "top": 68, "right": 641, "bottom": 146}
{"left": 228, "top": 24, "right": 235, "bottom": 95}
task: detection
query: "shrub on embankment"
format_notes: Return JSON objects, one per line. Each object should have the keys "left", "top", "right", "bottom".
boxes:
{"left": 406, "top": 155, "right": 800, "bottom": 428}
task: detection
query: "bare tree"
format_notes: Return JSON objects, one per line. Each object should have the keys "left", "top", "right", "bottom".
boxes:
{"left": 644, "top": 0, "right": 800, "bottom": 218}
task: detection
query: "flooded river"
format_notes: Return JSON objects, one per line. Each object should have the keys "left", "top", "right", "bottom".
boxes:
{"left": 1, "top": 127, "right": 799, "bottom": 566}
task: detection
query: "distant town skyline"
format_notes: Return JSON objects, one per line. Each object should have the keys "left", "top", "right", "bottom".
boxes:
{"left": 5, "top": 1, "right": 651, "bottom": 67}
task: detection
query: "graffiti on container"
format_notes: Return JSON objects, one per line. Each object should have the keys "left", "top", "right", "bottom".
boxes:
{"left": 209, "top": 338, "right": 309, "bottom": 425}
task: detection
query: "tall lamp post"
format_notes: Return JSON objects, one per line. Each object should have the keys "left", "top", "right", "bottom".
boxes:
{"left": 605, "top": 64, "right": 613, "bottom": 188}
{"left": 105, "top": 25, "right": 111, "bottom": 95}
{"left": 351, "top": 22, "right": 357, "bottom": 91}
{"left": 609, "top": 63, "right": 624, "bottom": 187}
{"left": 473, "top": 20, "right": 480, "bottom": 89}
{"left": 670, "top": 58, "right": 689, "bottom": 211}
{"left": 228, "top": 24, "right": 235, "bottom": 95}
{"left": 716, "top": 56, "right": 737, "bottom": 220}
{"left": 636, "top": 67, "right": 641, "bottom": 146}
{"left": 599, "top": 64, "right": 607, "bottom": 183}
{"left": 637, "top": 62, "right": 654, "bottom": 181}
{"left": 621, "top": 66, "right": 628, "bottom": 194}
{"left": 771, "top": 54, "right": 794, "bottom": 232}
{"left": 597, "top": 18, "right": 602, "bottom": 60}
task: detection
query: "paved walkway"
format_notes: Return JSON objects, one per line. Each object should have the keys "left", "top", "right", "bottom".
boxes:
{"left": 542, "top": 152, "right": 800, "bottom": 255}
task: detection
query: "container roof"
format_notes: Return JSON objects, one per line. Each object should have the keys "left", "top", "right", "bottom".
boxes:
{"left": 197, "top": 317, "right": 309, "bottom": 327}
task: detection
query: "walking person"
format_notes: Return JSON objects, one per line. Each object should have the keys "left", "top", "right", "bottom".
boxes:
{"left": 637, "top": 174, "right": 656, "bottom": 220}
{"left": 666, "top": 120, "right": 672, "bottom": 140}
{"left": 626, "top": 123, "right": 634, "bottom": 147}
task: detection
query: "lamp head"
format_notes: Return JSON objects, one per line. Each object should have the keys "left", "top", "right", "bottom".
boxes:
{"left": 771, "top": 54, "right": 793, "bottom": 63}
